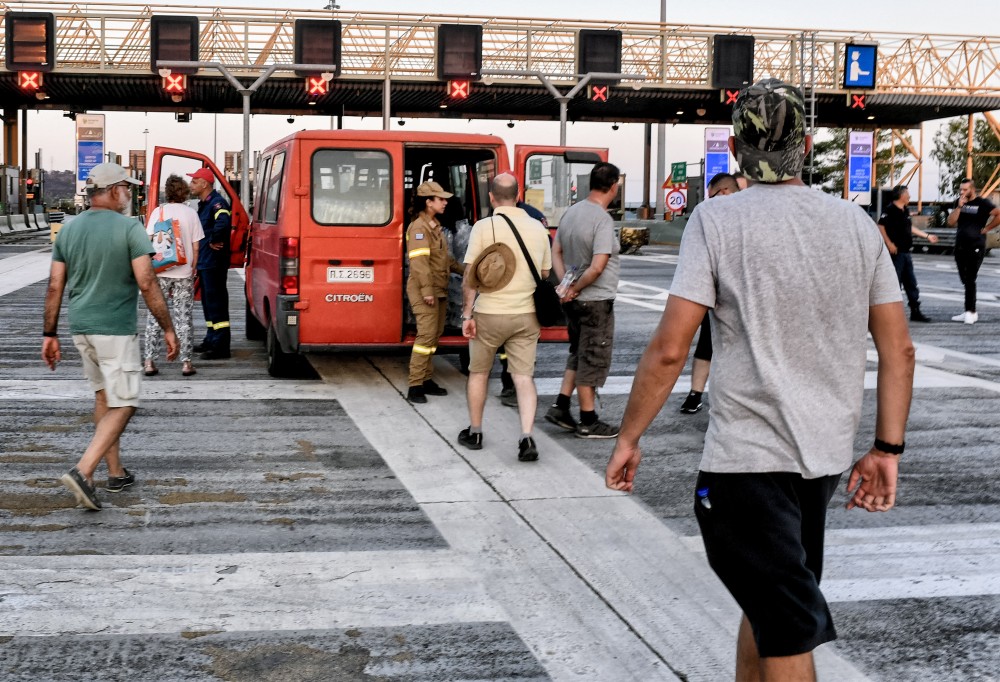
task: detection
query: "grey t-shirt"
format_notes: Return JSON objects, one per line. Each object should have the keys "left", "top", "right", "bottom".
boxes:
{"left": 555, "top": 199, "right": 620, "bottom": 301}
{"left": 670, "top": 184, "right": 902, "bottom": 478}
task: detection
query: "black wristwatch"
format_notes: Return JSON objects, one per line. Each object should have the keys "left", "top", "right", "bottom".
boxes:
{"left": 873, "top": 438, "right": 904, "bottom": 455}
{"left": 43, "top": 331, "right": 58, "bottom": 338}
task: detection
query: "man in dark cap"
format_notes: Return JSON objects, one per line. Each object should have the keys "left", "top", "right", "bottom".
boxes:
{"left": 606, "top": 79, "right": 916, "bottom": 681}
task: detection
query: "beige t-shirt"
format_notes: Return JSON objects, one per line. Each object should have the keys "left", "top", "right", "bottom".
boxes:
{"left": 464, "top": 206, "right": 551, "bottom": 315}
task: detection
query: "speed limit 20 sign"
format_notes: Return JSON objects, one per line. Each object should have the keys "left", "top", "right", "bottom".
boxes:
{"left": 666, "top": 189, "right": 687, "bottom": 212}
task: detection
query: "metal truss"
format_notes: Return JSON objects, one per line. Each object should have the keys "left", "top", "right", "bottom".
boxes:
{"left": 1, "top": 2, "right": 999, "bottom": 95}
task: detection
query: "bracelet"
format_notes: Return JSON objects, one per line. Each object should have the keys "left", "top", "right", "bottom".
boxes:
{"left": 462, "top": 315, "right": 474, "bottom": 321}
{"left": 42, "top": 331, "right": 57, "bottom": 338}
{"left": 873, "top": 438, "right": 904, "bottom": 455}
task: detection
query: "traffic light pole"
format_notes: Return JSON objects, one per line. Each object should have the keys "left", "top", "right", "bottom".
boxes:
{"left": 156, "top": 61, "right": 337, "bottom": 210}
{"left": 482, "top": 70, "right": 639, "bottom": 147}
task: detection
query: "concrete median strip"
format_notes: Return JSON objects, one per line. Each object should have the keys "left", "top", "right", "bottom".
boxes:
{"left": 311, "top": 356, "right": 869, "bottom": 682}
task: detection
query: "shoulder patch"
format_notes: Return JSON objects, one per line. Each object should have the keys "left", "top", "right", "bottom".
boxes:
{"left": 414, "top": 232, "right": 424, "bottom": 240}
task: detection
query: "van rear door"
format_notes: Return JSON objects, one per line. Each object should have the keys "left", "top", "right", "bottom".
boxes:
{"left": 513, "top": 145, "right": 608, "bottom": 234}
{"left": 297, "top": 140, "right": 404, "bottom": 347}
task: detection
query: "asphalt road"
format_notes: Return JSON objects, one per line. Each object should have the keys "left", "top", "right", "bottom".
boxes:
{"left": 1, "top": 228, "right": 998, "bottom": 681}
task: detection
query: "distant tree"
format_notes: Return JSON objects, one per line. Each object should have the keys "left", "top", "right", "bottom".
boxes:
{"left": 930, "top": 117, "right": 1000, "bottom": 199}
{"left": 809, "top": 128, "right": 912, "bottom": 197}
{"left": 41, "top": 170, "right": 76, "bottom": 206}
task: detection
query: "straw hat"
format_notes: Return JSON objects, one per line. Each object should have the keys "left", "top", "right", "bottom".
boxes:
{"left": 467, "top": 242, "right": 516, "bottom": 293}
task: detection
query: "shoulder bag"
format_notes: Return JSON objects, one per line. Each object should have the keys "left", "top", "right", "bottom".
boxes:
{"left": 496, "top": 213, "right": 562, "bottom": 327}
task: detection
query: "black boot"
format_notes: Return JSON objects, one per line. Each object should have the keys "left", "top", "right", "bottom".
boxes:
{"left": 910, "top": 304, "right": 931, "bottom": 323}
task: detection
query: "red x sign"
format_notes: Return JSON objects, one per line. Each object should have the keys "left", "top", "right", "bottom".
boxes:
{"left": 447, "top": 80, "right": 470, "bottom": 99}
{"left": 589, "top": 85, "right": 609, "bottom": 103}
{"left": 162, "top": 74, "right": 187, "bottom": 94}
{"left": 306, "top": 76, "right": 328, "bottom": 96}
{"left": 724, "top": 89, "right": 740, "bottom": 105}
{"left": 18, "top": 71, "right": 42, "bottom": 90}
{"left": 851, "top": 94, "right": 866, "bottom": 109}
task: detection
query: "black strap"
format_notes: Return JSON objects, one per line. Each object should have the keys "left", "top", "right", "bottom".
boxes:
{"left": 496, "top": 212, "right": 542, "bottom": 286}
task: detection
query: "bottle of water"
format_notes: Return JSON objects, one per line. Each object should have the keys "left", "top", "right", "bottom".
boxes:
{"left": 556, "top": 265, "right": 578, "bottom": 297}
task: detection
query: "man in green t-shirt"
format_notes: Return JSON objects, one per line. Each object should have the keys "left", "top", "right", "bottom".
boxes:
{"left": 42, "top": 163, "right": 178, "bottom": 511}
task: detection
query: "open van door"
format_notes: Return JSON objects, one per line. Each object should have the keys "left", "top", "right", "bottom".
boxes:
{"left": 513, "top": 145, "right": 608, "bottom": 237}
{"left": 147, "top": 147, "right": 250, "bottom": 268}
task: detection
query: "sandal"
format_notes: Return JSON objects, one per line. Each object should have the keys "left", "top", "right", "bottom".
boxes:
{"left": 143, "top": 362, "right": 158, "bottom": 377}
{"left": 182, "top": 362, "right": 197, "bottom": 377}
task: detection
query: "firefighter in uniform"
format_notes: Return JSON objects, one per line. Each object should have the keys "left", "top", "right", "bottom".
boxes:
{"left": 406, "top": 181, "right": 464, "bottom": 403}
{"left": 187, "top": 168, "right": 232, "bottom": 360}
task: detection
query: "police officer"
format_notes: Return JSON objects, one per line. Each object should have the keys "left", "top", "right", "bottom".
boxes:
{"left": 188, "top": 168, "right": 232, "bottom": 359}
{"left": 406, "top": 181, "right": 464, "bottom": 403}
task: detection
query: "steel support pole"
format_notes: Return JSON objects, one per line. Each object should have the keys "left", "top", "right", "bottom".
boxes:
{"left": 559, "top": 100, "right": 569, "bottom": 146}
{"left": 20, "top": 109, "right": 28, "bottom": 214}
{"left": 383, "top": 28, "right": 391, "bottom": 131}
{"left": 641, "top": 123, "right": 652, "bottom": 217}
{"left": 242, "top": 93, "right": 251, "bottom": 210}
{"left": 655, "top": 0, "right": 667, "bottom": 219}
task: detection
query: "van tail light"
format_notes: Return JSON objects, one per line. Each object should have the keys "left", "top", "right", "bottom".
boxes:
{"left": 279, "top": 237, "right": 299, "bottom": 295}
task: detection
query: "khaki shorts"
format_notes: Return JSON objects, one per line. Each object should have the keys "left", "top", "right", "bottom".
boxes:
{"left": 469, "top": 312, "right": 540, "bottom": 376}
{"left": 72, "top": 334, "right": 142, "bottom": 408}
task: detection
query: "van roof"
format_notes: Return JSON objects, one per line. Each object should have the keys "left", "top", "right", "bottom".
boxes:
{"left": 263, "top": 129, "right": 506, "bottom": 152}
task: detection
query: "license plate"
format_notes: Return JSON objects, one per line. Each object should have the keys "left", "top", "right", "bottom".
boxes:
{"left": 327, "top": 267, "right": 374, "bottom": 283}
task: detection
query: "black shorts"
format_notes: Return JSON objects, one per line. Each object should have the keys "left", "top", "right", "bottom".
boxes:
{"left": 693, "top": 312, "right": 713, "bottom": 362}
{"left": 564, "top": 299, "right": 615, "bottom": 387}
{"left": 694, "top": 470, "right": 841, "bottom": 658}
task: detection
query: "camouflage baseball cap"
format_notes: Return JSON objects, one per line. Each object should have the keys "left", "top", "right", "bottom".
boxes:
{"left": 732, "top": 79, "right": 807, "bottom": 183}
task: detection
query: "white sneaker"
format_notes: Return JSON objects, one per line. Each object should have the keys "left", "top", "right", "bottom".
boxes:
{"left": 952, "top": 312, "right": 969, "bottom": 322}
{"left": 966, "top": 311, "right": 978, "bottom": 324}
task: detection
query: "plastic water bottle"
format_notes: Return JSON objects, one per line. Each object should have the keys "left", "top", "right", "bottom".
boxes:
{"left": 556, "top": 265, "right": 578, "bottom": 297}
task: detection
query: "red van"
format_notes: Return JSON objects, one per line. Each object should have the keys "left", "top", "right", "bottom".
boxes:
{"left": 149, "top": 133, "right": 606, "bottom": 376}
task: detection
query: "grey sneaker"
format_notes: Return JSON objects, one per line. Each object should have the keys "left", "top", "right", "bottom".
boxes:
{"left": 544, "top": 405, "right": 578, "bottom": 432}
{"left": 499, "top": 387, "right": 518, "bottom": 407}
{"left": 106, "top": 468, "right": 135, "bottom": 493}
{"left": 576, "top": 419, "right": 620, "bottom": 439}
{"left": 60, "top": 467, "right": 102, "bottom": 511}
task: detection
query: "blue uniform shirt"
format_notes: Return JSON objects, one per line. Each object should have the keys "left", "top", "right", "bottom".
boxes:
{"left": 197, "top": 189, "right": 232, "bottom": 269}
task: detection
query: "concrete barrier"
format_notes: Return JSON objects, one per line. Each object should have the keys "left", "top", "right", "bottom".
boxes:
{"left": 9, "top": 214, "right": 29, "bottom": 232}
{"left": 29, "top": 212, "right": 43, "bottom": 230}
{"left": 0, "top": 215, "right": 11, "bottom": 235}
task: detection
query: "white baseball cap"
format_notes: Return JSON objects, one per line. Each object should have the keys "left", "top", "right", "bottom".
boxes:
{"left": 85, "top": 163, "right": 142, "bottom": 190}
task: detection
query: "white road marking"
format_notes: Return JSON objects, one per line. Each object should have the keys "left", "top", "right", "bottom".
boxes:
{"left": 681, "top": 524, "right": 1000, "bottom": 602}
{"left": 0, "top": 550, "right": 504, "bottom": 635}
{"left": 0, "top": 250, "right": 51, "bottom": 297}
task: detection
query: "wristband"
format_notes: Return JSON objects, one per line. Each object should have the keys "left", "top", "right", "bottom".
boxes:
{"left": 43, "top": 331, "right": 57, "bottom": 338}
{"left": 873, "top": 438, "right": 904, "bottom": 455}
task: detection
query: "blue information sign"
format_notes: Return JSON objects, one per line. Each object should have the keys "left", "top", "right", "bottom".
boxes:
{"left": 704, "top": 153, "right": 730, "bottom": 192}
{"left": 844, "top": 44, "right": 877, "bottom": 89}
{"left": 848, "top": 156, "right": 872, "bottom": 193}
{"left": 77, "top": 141, "right": 104, "bottom": 181}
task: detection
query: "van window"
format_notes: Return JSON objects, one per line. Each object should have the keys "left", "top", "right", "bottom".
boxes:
{"left": 264, "top": 153, "right": 285, "bottom": 224}
{"left": 523, "top": 153, "right": 598, "bottom": 227}
{"left": 312, "top": 149, "right": 391, "bottom": 226}
{"left": 254, "top": 155, "right": 272, "bottom": 222}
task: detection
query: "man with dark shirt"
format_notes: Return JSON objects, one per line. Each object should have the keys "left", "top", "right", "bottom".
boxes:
{"left": 876, "top": 184, "right": 938, "bottom": 322}
{"left": 946, "top": 178, "right": 1000, "bottom": 324}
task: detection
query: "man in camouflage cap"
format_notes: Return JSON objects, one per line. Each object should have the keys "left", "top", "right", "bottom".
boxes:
{"left": 606, "top": 79, "right": 915, "bottom": 680}
{"left": 731, "top": 78, "right": 808, "bottom": 183}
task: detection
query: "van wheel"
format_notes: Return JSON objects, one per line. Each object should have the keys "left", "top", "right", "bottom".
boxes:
{"left": 246, "top": 300, "right": 266, "bottom": 341}
{"left": 266, "top": 322, "right": 296, "bottom": 378}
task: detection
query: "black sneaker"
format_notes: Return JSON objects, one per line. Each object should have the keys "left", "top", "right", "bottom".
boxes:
{"left": 680, "top": 391, "right": 703, "bottom": 414}
{"left": 576, "top": 419, "right": 620, "bottom": 439}
{"left": 60, "top": 466, "right": 102, "bottom": 511}
{"left": 106, "top": 468, "right": 135, "bottom": 493}
{"left": 423, "top": 379, "right": 448, "bottom": 396}
{"left": 458, "top": 427, "right": 483, "bottom": 450}
{"left": 518, "top": 436, "right": 539, "bottom": 462}
{"left": 544, "top": 405, "right": 578, "bottom": 431}
{"left": 407, "top": 385, "right": 427, "bottom": 404}
{"left": 499, "top": 387, "right": 518, "bottom": 407}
